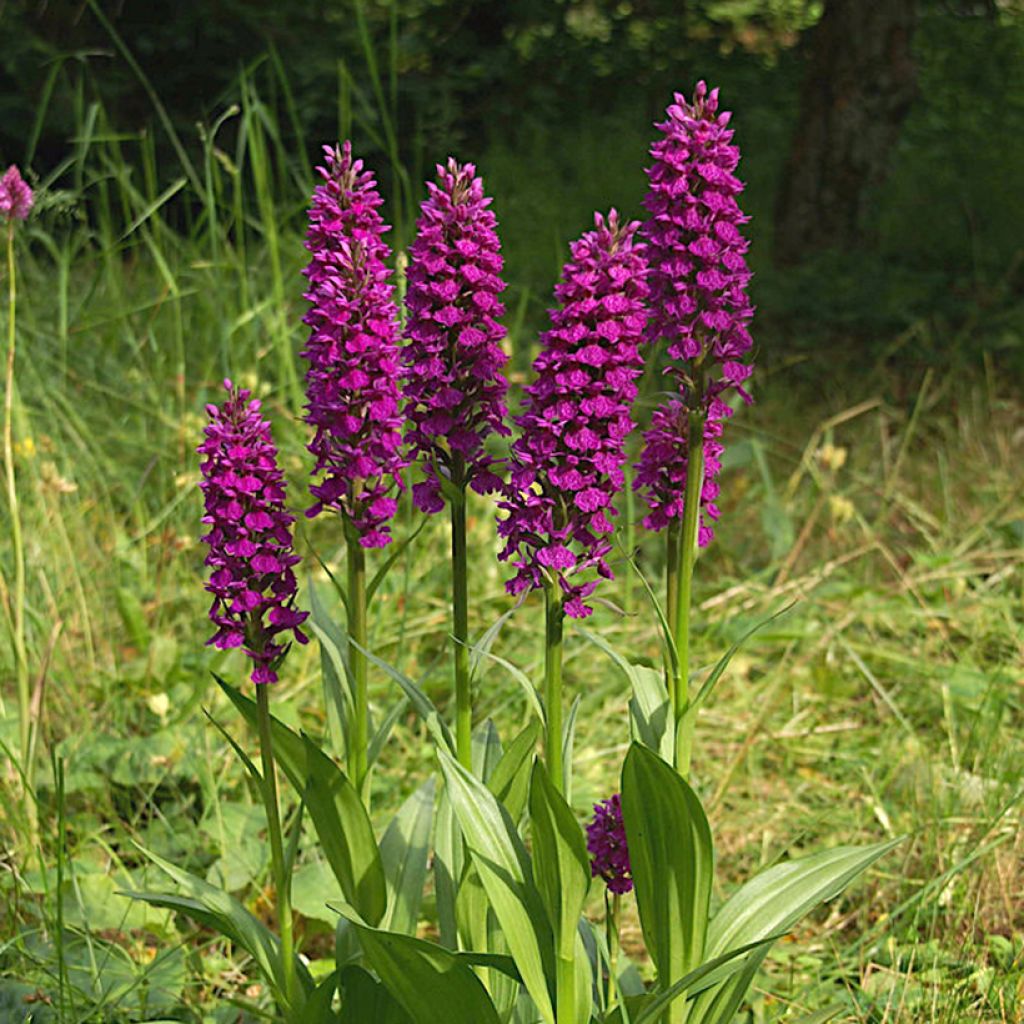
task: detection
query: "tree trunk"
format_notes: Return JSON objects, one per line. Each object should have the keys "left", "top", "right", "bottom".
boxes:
{"left": 774, "top": 0, "right": 918, "bottom": 265}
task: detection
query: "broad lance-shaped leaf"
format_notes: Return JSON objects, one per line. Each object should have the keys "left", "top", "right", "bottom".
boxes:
{"left": 628, "top": 665, "right": 674, "bottom": 763}
{"left": 214, "top": 678, "right": 388, "bottom": 927}
{"left": 339, "top": 965, "right": 414, "bottom": 1024}
{"left": 621, "top": 743, "right": 713, "bottom": 1024}
{"left": 380, "top": 777, "right": 435, "bottom": 935}
{"left": 487, "top": 719, "right": 542, "bottom": 822}
{"left": 439, "top": 750, "right": 557, "bottom": 1024}
{"left": 334, "top": 905, "right": 502, "bottom": 1024}
{"left": 120, "top": 845, "right": 312, "bottom": 1011}
{"left": 688, "top": 837, "right": 902, "bottom": 1024}
{"left": 529, "top": 760, "right": 589, "bottom": 960}
{"left": 303, "top": 735, "right": 388, "bottom": 927}
{"left": 308, "top": 577, "right": 354, "bottom": 764}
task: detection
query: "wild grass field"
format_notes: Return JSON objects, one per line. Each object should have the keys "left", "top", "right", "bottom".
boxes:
{"left": 1, "top": 45, "right": 1023, "bottom": 1024}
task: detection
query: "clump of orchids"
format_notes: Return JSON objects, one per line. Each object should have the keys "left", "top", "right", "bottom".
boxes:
{"left": 125, "top": 84, "right": 899, "bottom": 1024}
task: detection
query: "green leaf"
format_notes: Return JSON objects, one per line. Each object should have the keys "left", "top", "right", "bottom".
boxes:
{"left": 632, "top": 933, "right": 784, "bottom": 1024}
{"left": 121, "top": 846, "right": 311, "bottom": 1009}
{"left": 690, "top": 838, "right": 902, "bottom": 1024}
{"left": 473, "top": 718, "right": 504, "bottom": 782}
{"left": 681, "top": 603, "right": 794, "bottom": 727}
{"left": 302, "top": 735, "right": 388, "bottom": 927}
{"left": 621, "top": 743, "right": 713, "bottom": 1014}
{"left": 339, "top": 964, "right": 414, "bottom": 1024}
{"left": 357, "top": 641, "right": 454, "bottom": 754}
{"left": 215, "top": 676, "right": 307, "bottom": 790}
{"left": 214, "top": 678, "right": 387, "bottom": 928}
{"left": 335, "top": 908, "right": 502, "bottom": 1024}
{"left": 628, "top": 665, "right": 674, "bottom": 762}
{"left": 561, "top": 693, "right": 582, "bottom": 802}
{"left": 366, "top": 517, "right": 427, "bottom": 606}
{"left": 308, "top": 580, "right": 355, "bottom": 763}
{"left": 369, "top": 694, "right": 409, "bottom": 769}
{"left": 433, "top": 782, "right": 462, "bottom": 949}
{"left": 438, "top": 750, "right": 556, "bottom": 1024}
{"left": 788, "top": 1004, "right": 848, "bottom": 1024}
{"left": 380, "top": 777, "right": 435, "bottom": 935}
{"left": 528, "top": 760, "right": 590, "bottom": 960}
{"left": 487, "top": 719, "right": 542, "bottom": 821}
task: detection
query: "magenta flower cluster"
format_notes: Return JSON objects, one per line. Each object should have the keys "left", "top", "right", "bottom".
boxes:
{"left": 403, "top": 159, "right": 510, "bottom": 513}
{"left": 498, "top": 211, "right": 648, "bottom": 618}
{"left": 637, "top": 81, "right": 754, "bottom": 545}
{"left": 586, "top": 794, "right": 633, "bottom": 895}
{"left": 302, "top": 142, "right": 406, "bottom": 548}
{"left": 199, "top": 381, "right": 309, "bottom": 684}
{"left": 0, "top": 166, "right": 33, "bottom": 223}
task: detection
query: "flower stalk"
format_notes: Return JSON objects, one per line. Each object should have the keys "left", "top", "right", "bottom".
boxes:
{"left": 672, "top": 407, "right": 706, "bottom": 776}
{"left": 449, "top": 458, "right": 473, "bottom": 769}
{"left": 544, "top": 583, "right": 566, "bottom": 793}
{"left": 346, "top": 524, "right": 370, "bottom": 797}
{"left": 256, "top": 681, "right": 299, "bottom": 1012}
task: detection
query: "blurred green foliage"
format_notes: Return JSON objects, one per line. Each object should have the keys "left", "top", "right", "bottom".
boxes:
{"left": 0, "top": 0, "right": 1022, "bottom": 368}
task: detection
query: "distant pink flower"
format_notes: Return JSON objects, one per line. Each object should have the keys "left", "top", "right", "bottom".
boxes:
{"left": 0, "top": 166, "right": 33, "bottom": 223}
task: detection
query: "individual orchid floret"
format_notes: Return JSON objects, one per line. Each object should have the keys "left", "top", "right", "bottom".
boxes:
{"left": 586, "top": 794, "right": 633, "bottom": 895}
{"left": 498, "top": 210, "right": 648, "bottom": 618}
{"left": 199, "top": 380, "right": 309, "bottom": 684}
{"left": 0, "top": 166, "right": 33, "bottom": 223}
{"left": 301, "top": 141, "right": 407, "bottom": 548}
{"left": 403, "top": 158, "right": 510, "bottom": 512}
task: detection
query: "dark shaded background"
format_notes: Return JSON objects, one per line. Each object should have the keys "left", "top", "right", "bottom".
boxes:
{"left": 1, "top": 0, "right": 1022, "bottom": 374}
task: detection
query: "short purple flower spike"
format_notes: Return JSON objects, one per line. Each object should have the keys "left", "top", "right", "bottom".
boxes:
{"left": 586, "top": 794, "right": 633, "bottom": 895}
{"left": 302, "top": 142, "right": 407, "bottom": 548}
{"left": 199, "top": 381, "right": 309, "bottom": 684}
{"left": 498, "top": 211, "right": 648, "bottom": 618}
{"left": 0, "top": 166, "right": 33, "bottom": 223}
{"left": 403, "top": 159, "right": 510, "bottom": 512}
{"left": 637, "top": 82, "right": 754, "bottom": 545}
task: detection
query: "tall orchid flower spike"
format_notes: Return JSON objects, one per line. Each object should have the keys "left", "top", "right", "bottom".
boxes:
{"left": 403, "top": 158, "right": 510, "bottom": 768}
{"left": 302, "top": 141, "right": 407, "bottom": 548}
{"left": 499, "top": 210, "right": 648, "bottom": 789}
{"left": 635, "top": 82, "right": 755, "bottom": 776}
{"left": 301, "top": 141, "right": 407, "bottom": 796}
{"left": 199, "top": 380, "right": 309, "bottom": 684}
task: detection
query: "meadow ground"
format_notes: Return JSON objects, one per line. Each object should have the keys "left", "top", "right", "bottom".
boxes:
{"left": 0, "top": 111, "right": 1021, "bottom": 1022}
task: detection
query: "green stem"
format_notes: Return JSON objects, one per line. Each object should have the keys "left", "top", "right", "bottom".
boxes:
{"left": 673, "top": 409, "right": 706, "bottom": 778}
{"left": 450, "top": 459, "right": 472, "bottom": 770}
{"left": 346, "top": 530, "right": 369, "bottom": 800}
{"left": 544, "top": 585, "right": 565, "bottom": 795}
{"left": 256, "top": 683, "right": 298, "bottom": 1012}
{"left": 665, "top": 522, "right": 680, "bottom": 680}
{"left": 604, "top": 890, "right": 622, "bottom": 1011}
{"left": 4, "top": 224, "right": 31, "bottom": 805}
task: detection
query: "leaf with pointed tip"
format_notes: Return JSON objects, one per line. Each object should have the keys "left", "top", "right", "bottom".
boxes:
{"left": 366, "top": 517, "right": 427, "bottom": 606}
{"left": 334, "top": 906, "right": 502, "bottom": 1024}
{"left": 308, "top": 580, "right": 355, "bottom": 762}
{"left": 338, "top": 965, "right": 413, "bottom": 1024}
{"left": 487, "top": 720, "right": 542, "bottom": 822}
{"left": 681, "top": 603, "right": 795, "bottom": 726}
{"left": 690, "top": 838, "right": 902, "bottom": 1024}
{"left": 621, "top": 743, "right": 713, "bottom": 1008}
{"left": 369, "top": 694, "right": 408, "bottom": 769}
{"left": 529, "top": 760, "right": 590, "bottom": 960}
{"left": 439, "top": 751, "right": 556, "bottom": 1024}
{"left": 473, "top": 718, "right": 504, "bottom": 782}
{"left": 380, "top": 777, "right": 435, "bottom": 935}
{"left": 561, "top": 693, "right": 582, "bottom": 802}
{"left": 355, "top": 641, "right": 454, "bottom": 754}
{"left": 627, "top": 665, "right": 674, "bottom": 762}
{"left": 120, "top": 847, "right": 312, "bottom": 1009}
{"left": 302, "top": 735, "right": 388, "bottom": 927}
